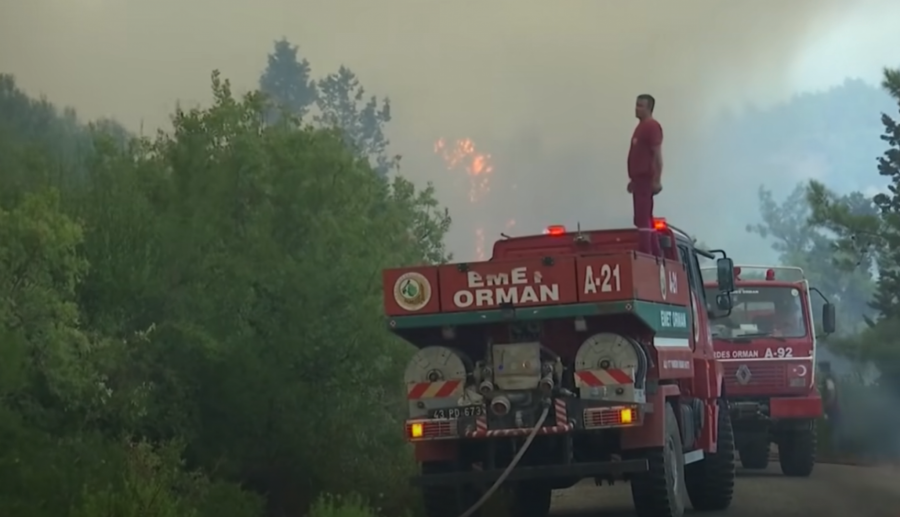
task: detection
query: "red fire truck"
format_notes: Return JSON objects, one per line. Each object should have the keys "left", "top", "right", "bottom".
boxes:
{"left": 386, "top": 219, "right": 738, "bottom": 517}
{"left": 701, "top": 265, "right": 835, "bottom": 477}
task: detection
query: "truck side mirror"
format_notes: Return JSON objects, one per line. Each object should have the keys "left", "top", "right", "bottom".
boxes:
{"left": 715, "top": 293, "right": 732, "bottom": 311}
{"left": 716, "top": 257, "right": 735, "bottom": 293}
{"left": 822, "top": 303, "right": 836, "bottom": 334}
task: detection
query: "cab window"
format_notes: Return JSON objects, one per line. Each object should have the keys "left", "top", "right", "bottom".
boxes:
{"left": 676, "top": 243, "right": 704, "bottom": 300}
{"left": 704, "top": 285, "right": 807, "bottom": 339}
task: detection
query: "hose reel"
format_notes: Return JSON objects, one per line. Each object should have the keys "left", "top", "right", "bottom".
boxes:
{"left": 404, "top": 345, "right": 470, "bottom": 385}
{"left": 404, "top": 346, "right": 472, "bottom": 417}
{"left": 574, "top": 332, "right": 649, "bottom": 402}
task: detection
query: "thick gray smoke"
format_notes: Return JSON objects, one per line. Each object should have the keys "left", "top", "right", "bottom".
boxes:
{"left": 1, "top": 0, "right": 897, "bottom": 258}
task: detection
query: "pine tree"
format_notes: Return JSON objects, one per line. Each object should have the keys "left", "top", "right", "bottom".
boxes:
{"left": 259, "top": 38, "right": 317, "bottom": 121}
{"left": 315, "top": 66, "right": 394, "bottom": 177}
{"left": 868, "top": 68, "right": 900, "bottom": 319}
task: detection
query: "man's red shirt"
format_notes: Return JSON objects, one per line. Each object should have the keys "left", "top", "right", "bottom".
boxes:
{"left": 628, "top": 118, "right": 663, "bottom": 179}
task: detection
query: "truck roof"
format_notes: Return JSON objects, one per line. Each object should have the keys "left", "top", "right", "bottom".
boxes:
{"left": 492, "top": 220, "right": 692, "bottom": 261}
{"left": 492, "top": 228, "right": 641, "bottom": 260}
{"left": 700, "top": 264, "right": 806, "bottom": 283}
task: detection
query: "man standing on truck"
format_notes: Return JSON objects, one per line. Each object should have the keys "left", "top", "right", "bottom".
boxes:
{"left": 627, "top": 94, "right": 664, "bottom": 256}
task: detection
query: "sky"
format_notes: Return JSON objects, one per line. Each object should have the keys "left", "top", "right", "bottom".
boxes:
{"left": 2, "top": 0, "right": 900, "bottom": 261}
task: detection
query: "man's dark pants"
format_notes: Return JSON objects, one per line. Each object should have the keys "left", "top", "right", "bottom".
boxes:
{"left": 631, "top": 177, "right": 660, "bottom": 256}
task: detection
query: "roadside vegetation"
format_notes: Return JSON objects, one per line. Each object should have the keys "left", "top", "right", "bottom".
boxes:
{"left": 0, "top": 40, "right": 449, "bottom": 517}
{"left": 750, "top": 67, "right": 900, "bottom": 461}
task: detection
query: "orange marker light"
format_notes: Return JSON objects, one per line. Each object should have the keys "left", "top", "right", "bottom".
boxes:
{"left": 620, "top": 408, "right": 634, "bottom": 424}
{"left": 652, "top": 218, "right": 668, "bottom": 231}
{"left": 410, "top": 423, "right": 424, "bottom": 439}
{"left": 545, "top": 225, "right": 566, "bottom": 236}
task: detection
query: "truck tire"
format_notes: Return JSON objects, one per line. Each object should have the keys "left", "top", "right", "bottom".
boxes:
{"left": 685, "top": 400, "right": 735, "bottom": 511}
{"left": 630, "top": 402, "right": 686, "bottom": 517}
{"left": 779, "top": 421, "right": 816, "bottom": 477}
{"left": 738, "top": 439, "right": 770, "bottom": 469}
{"left": 420, "top": 462, "right": 481, "bottom": 517}
{"left": 510, "top": 482, "right": 552, "bottom": 517}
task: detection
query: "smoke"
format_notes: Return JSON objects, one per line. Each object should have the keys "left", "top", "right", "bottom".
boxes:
{"left": 1, "top": 0, "right": 897, "bottom": 258}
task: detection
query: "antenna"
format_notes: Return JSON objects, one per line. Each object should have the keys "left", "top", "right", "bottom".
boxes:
{"left": 574, "top": 221, "right": 590, "bottom": 244}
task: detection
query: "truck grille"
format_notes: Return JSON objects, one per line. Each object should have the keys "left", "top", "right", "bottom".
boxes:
{"left": 723, "top": 362, "right": 788, "bottom": 395}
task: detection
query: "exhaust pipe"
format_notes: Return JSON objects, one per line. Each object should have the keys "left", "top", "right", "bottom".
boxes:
{"left": 491, "top": 396, "right": 511, "bottom": 416}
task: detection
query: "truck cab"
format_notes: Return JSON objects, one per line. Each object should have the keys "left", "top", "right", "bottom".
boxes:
{"left": 701, "top": 265, "right": 836, "bottom": 477}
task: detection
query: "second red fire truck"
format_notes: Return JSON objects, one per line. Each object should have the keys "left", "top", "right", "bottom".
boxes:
{"left": 701, "top": 265, "right": 835, "bottom": 477}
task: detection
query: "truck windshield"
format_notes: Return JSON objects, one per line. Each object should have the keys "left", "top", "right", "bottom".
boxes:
{"left": 704, "top": 286, "right": 807, "bottom": 339}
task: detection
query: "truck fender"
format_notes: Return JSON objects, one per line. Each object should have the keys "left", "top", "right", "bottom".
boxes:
{"left": 621, "top": 384, "right": 680, "bottom": 450}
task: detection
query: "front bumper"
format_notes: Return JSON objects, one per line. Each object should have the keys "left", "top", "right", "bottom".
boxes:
{"left": 730, "top": 395, "right": 822, "bottom": 420}
{"left": 770, "top": 395, "right": 822, "bottom": 419}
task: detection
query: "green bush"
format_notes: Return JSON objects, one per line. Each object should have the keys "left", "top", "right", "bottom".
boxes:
{"left": 70, "top": 441, "right": 263, "bottom": 517}
{"left": 308, "top": 494, "right": 380, "bottom": 517}
{"left": 0, "top": 68, "right": 449, "bottom": 516}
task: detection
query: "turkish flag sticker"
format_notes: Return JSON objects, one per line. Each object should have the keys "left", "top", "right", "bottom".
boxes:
{"left": 790, "top": 364, "right": 808, "bottom": 377}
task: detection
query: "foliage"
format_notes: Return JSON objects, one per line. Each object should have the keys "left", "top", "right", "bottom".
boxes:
{"left": 259, "top": 38, "right": 318, "bottom": 121}
{"left": 315, "top": 66, "right": 395, "bottom": 177}
{"left": 258, "top": 40, "right": 395, "bottom": 178}
{"left": 806, "top": 67, "right": 900, "bottom": 394}
{"left": 0, "top": 65, "right": 449, "bottom": 517}
{"left": 307, "top": 494, "right": 380, "bottom": 517}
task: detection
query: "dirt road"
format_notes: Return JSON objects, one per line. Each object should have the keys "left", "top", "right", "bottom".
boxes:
{"left": 550, "top": 464, "right": 900, "bottom": 517}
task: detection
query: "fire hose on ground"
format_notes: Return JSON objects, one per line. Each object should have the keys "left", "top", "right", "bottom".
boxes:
{"left": 457, "top": 405, "right": 550, "bottom": 517}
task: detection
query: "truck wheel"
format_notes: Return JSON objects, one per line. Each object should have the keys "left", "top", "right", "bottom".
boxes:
{"left": 739, "top": 439, "right": 770, "bottom": 469}
{"left": 685, "top": 400, "right": 735, "bottom": 511}
{"left": 510, "top": 482, "right": 552, "bottom": 517}
{"left": 421, "top": 462, "right": 481, "bottom": 517}
{"left": 630, "top": 402, "right": 686, "bottom": 517}
{"left": 779, "top": 421, "right": 816, "bottom": 477}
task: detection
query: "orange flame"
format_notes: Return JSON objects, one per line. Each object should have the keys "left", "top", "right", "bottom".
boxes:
{"left": 434, "top": 138, "right": 493, "bottom": 204}
{"left": 435, "top": 137, "right": 497, "bottom": 259}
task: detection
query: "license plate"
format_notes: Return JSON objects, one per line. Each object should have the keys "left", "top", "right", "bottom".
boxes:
{"left": 430, "top": 405, "right": 485, "bottom": 419}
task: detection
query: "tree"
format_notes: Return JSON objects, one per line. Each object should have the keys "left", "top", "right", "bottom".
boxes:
{"left": 747, "top": 185, "right": 809, "bottom": 259}
{"left": 748, "top": 184, "right": 875, "bottom": 335}
{"left": 807, "top": 67, "right": 900, "bottom": 392}
{"left": 315, "top": 66, "right": 395, "bottom": 177}
{"left": 0, "top": 67, "right": 450, "bottom": 516}
{"left": 0, "top": 73, "right": 266, "bottom": 517}
{"left": 76, "top": 71, "right": 448, "bottom": 514}
{"left": 259, "top": 38, "right": 318, "bottom": 121}
{"left": 256, "top": 44, "right": 396, "bottom": 177}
